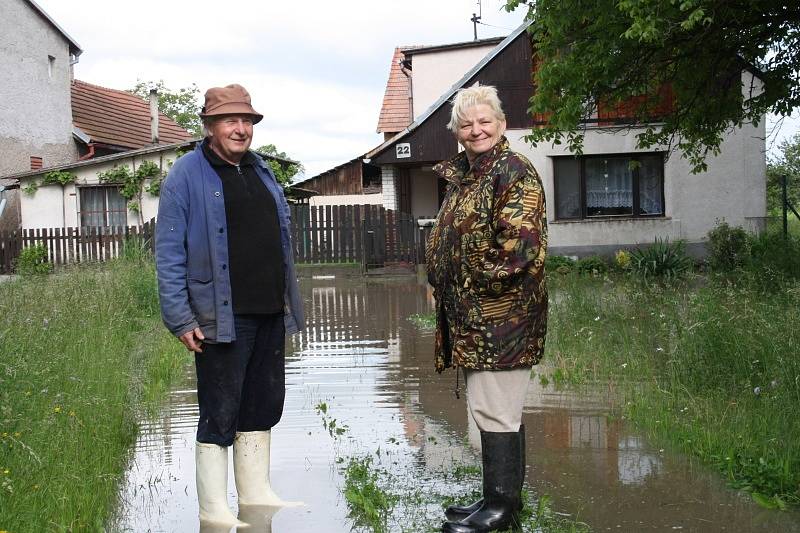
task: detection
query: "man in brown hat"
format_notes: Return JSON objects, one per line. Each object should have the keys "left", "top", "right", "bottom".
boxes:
{"left": 155, "top": 84, "right": 305, "bottom": 526}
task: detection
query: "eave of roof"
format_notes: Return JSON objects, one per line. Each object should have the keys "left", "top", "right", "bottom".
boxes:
{"left": 403, "top": 36, "right": 505, "bottom": 56}
{"left": 367, "top": 21, "right": 530, "bottom": 161}
{"left": 6, "top": 139, "right": 298, "bottom": 182}
{"left": 7, "top": 139, "right": 199, "bottom": 181}
{"left": 24, "top": 0, "right": 82, "bottom": 56}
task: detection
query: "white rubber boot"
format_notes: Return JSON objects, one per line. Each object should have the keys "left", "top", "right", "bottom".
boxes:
{"left": 196, "top": 442, "right": 247, "bottom": 526}
{"left": 233, "top": 430, "right": 303, "bottom": 507}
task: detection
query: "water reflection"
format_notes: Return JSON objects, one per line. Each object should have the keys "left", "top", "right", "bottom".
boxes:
{"left": 114, "top": 277, "right": 800, "bottom": 532}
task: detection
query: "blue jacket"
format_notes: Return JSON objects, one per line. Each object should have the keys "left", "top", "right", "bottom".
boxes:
{"left": 155, "top": 141, "right": 305, "bottom": 342}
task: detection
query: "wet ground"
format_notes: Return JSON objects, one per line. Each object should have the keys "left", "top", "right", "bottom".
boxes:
{"left": 114, "top": 275, "right": 800, "bottom": 532}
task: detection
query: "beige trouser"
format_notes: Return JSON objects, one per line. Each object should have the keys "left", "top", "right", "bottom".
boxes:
{"left": 464, "top": 367, "right": 531, "bottom": 432}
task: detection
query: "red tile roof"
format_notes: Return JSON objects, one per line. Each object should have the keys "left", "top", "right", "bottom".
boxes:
{"left": 376, "top": 47, "right": 420, "bottom": 134}
{"left": 71, "top": 80, "right": 194, "bottom": 150}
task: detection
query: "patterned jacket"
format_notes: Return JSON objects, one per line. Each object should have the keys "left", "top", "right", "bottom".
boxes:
{"left": 425, "top": 137, "right": 548, "bottom": 372}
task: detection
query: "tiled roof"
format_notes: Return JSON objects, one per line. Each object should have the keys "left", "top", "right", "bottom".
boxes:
{"left": 376, "top": 47, "right": 420, "bottom": 134}
{"left": 71, "top": 80, "right": 194, "bottom": 150}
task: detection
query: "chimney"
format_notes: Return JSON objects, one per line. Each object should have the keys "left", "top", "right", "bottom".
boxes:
{"left": 149, "top": 89, "right": 159, "bottom": 145}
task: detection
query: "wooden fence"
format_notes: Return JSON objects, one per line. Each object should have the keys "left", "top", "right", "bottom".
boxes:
{"left": 0, "top": 219, "right": 155, "bottom": 274}
{"left": 0, "top": 207, "right": 431, "bottom": 274}
{"left": 290, "top": 204, "right": 427, "bottom": 267}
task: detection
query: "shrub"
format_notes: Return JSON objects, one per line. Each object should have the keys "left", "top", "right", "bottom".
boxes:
{"left": 707, "top": 220, "right": 751, "bottom": 271}
{"left": 629, "top": 238, "right": 692, "bottom": 280}
{"left": 614, "top": 249, "right": 632, "bottom": 271}
{"left": 575, "top": 255, "right": 608, "bottom": 276}
{"left": 15, "top": 243, "right": 53, "bottom": 276}
{"left": 749, "top": 230, "right": 800, "bottom": 282}
{"left": 546, "top": 255, "right": 575, "bottom": 274}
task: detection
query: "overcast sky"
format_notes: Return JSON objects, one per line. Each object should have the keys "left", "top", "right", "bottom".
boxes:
{"left": 36, "top": 0, "right": 799, "bottom": 178}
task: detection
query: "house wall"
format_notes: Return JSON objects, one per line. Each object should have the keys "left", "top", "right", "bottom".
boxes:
{"left": 409, "top": 168, "right": 439, "bottom": 219}
{"left": 19, "top": 150, "right": 181, "bottom": 229}
{"left": 309, "top": 193, "right": 383, "bottom": 207}
{"left": 0, "top": 0, "right": 78, "bottom": 177}
{"left": 411, "top": 45, "right": 497, "bottom": 119}
{"left": 507, "top": 120, "right": 767, "bottom": 256}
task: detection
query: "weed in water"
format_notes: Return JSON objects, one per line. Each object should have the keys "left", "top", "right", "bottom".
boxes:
{"left": 343, "top": 455, "right": 397, "bottom": 533}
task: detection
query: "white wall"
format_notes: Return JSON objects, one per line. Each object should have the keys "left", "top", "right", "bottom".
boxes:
{"left": 506, "top": 119, "right": 767, "bottom": 251}
{"left": 309, "top": 193, "right": 383, "bottom": 207}
{"left": 19, "top": 149, "right": 181, "bottom": 229}
{"left": 411, "top": 45, "right": 496, "bottom": 119}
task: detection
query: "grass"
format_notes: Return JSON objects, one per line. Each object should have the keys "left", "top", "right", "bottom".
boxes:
{"left": 545, "top": 272, "right": 800, "bottom": 508}
{"left": 0, "top": 246, "right": 189, "bottom": 532}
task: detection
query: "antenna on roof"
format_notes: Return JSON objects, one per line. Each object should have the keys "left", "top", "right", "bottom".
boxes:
{"left": 471, "top": 0, "right": 482, "bottom": 40}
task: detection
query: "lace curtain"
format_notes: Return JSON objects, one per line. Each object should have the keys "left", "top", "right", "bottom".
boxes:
{"left": 79, "top": 186, "right": 127, "bottom": 227}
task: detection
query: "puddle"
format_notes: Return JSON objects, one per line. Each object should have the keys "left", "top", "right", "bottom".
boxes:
{"left": 114, "top": 277, "right": 800, "bottom": 532}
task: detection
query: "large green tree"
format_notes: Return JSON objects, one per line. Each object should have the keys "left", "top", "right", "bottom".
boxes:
{"left": 505, "top": 0, "right": 800, "bottom": 172}
{"left": 767, "top": 133, "right": 800, "bottom": 212}
{"left": 254, "top": 144, "right": 304, "bottom": 189}
{"left": 130, "top": 80, "right": 202, "bottom": 137}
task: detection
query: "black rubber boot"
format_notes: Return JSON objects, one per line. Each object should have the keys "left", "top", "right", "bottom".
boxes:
{"left": 442, "top": 430, "right": 523, "bottom": 532}
{"left": 445, "top": 425, "right": 526, "bottom": 521}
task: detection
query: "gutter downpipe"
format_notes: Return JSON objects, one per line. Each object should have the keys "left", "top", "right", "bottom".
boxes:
{"left": 0, "top": 185, "right": 7, "bottom": 219}
{"left": 78, "top": 143, "right": 96, "bottom": 161}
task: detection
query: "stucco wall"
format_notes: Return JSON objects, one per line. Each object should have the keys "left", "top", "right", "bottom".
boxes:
{"left": 411, "top": 45, "right": 496, "bottom": 119}
{"left": 0, "top": 0, "right": 77, "bottom": 177}
{"left": 19, "top": 150, "right": 180, "bottom": 230}
{"left": 506, "top": 120, "right": 767, "bottom": 252}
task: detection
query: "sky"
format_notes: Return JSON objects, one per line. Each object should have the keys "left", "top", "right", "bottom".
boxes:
{"left": 35, "top": 0, "right": 527, "bottom": 178}
{"left": 36, "top": 0, "right": 800, "bottom": 179}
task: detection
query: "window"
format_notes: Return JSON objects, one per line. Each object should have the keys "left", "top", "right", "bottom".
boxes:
{"left": 553, "top": 153, "right": 664, "bottom": 220}
{"left": 79, "top": 186, "right": 127, "bottom": 227}
{"left": 48, "top": 55, "right": 55, "bottom": 79}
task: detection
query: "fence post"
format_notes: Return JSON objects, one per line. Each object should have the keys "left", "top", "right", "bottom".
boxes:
{"left": 783, "top": 175, "right": 789, "bottom": 239}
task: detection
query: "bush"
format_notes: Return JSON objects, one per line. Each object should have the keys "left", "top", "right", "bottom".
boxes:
{"left": 546, "top": 255, "right": 575, "bottom": 274}
{"left": 629, "top": 238, "right": 692, "bottom": 280}
{"left": 575, "top": 255, "right": 608, "bottom": 276}
{"left": 614, "top": 249, "right": 632, "bottom": 271}
{"left": 15, "top": 244, "right": 53, "bottom": 276}
{"left": 749, "top": 230, "right": 800, "bottom": 282}
{"left": 707, "top": 221, "right": 751, "bottom": 271}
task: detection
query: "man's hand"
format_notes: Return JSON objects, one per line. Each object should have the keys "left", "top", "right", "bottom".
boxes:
{"left": 179, "top": 327, "right": 205, "bottom": 353}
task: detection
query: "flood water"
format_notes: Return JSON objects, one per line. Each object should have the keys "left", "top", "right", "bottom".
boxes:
{"left": 114, "top": 275, "right": 800, "bottom": 532}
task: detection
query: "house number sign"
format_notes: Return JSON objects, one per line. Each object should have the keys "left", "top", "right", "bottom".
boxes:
{"left": 396, "top": 143, "right": 411, "bottom": 159}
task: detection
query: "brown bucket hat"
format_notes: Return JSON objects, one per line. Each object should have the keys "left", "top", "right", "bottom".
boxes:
{"left": 199, "top": 83, "right": 263, "bottom": 124}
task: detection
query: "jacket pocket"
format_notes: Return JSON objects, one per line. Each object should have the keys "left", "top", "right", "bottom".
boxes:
{"left": 187, "top": 278, "right": 215, "bottom": 326}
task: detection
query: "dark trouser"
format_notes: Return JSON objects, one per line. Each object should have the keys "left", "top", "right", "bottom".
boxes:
{"left": 194, "top": 313, "right": 286, "bottom": 446}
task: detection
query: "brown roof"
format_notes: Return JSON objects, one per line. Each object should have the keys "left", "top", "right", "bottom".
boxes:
{"left": 376, "top": 47, "right": 421, "bottom": 134}
{"left": 71, "top": 80, "right": 194, "bottom": 150}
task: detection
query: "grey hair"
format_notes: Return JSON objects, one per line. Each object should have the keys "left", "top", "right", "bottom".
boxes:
{"left": 201, "top": 116, "right": 216, "bottom": 137}
{"left": 447, "top": 85, "right": 506, "bottom": 133}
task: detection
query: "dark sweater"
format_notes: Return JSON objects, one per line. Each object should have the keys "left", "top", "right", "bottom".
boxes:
{"left": 202, "top": 142, "right": 285, "bottom": 315}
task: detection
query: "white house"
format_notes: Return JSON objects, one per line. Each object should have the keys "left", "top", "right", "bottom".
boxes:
{"left": 363, "top": 23, "right": 766, "bottom": 256}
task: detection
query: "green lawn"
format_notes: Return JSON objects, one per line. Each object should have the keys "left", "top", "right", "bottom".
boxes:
{"left": 0, "top": 251, "right": 188, "bottom": 532}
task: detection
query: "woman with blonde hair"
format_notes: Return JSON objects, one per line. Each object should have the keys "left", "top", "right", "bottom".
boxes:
{"left": 426, "top": 85, "right": 548, "bottom": 533}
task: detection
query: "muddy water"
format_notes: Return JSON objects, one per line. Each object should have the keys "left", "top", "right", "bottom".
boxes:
{"left": 114, "top": 276, "right": 800, "bottom": 532}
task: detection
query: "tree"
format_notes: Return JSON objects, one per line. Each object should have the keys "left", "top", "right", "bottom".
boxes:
{"left": 130, "top": 80, "right": 202, "bottom": 137}
{"left": 767, "top": 133, "right": 800, "bottom": 212}
{"left": 254, "top": 144, "right": 303, "bottom": 188}
{"left": 504, "top": 0, "right": 800, "bottom": 172}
